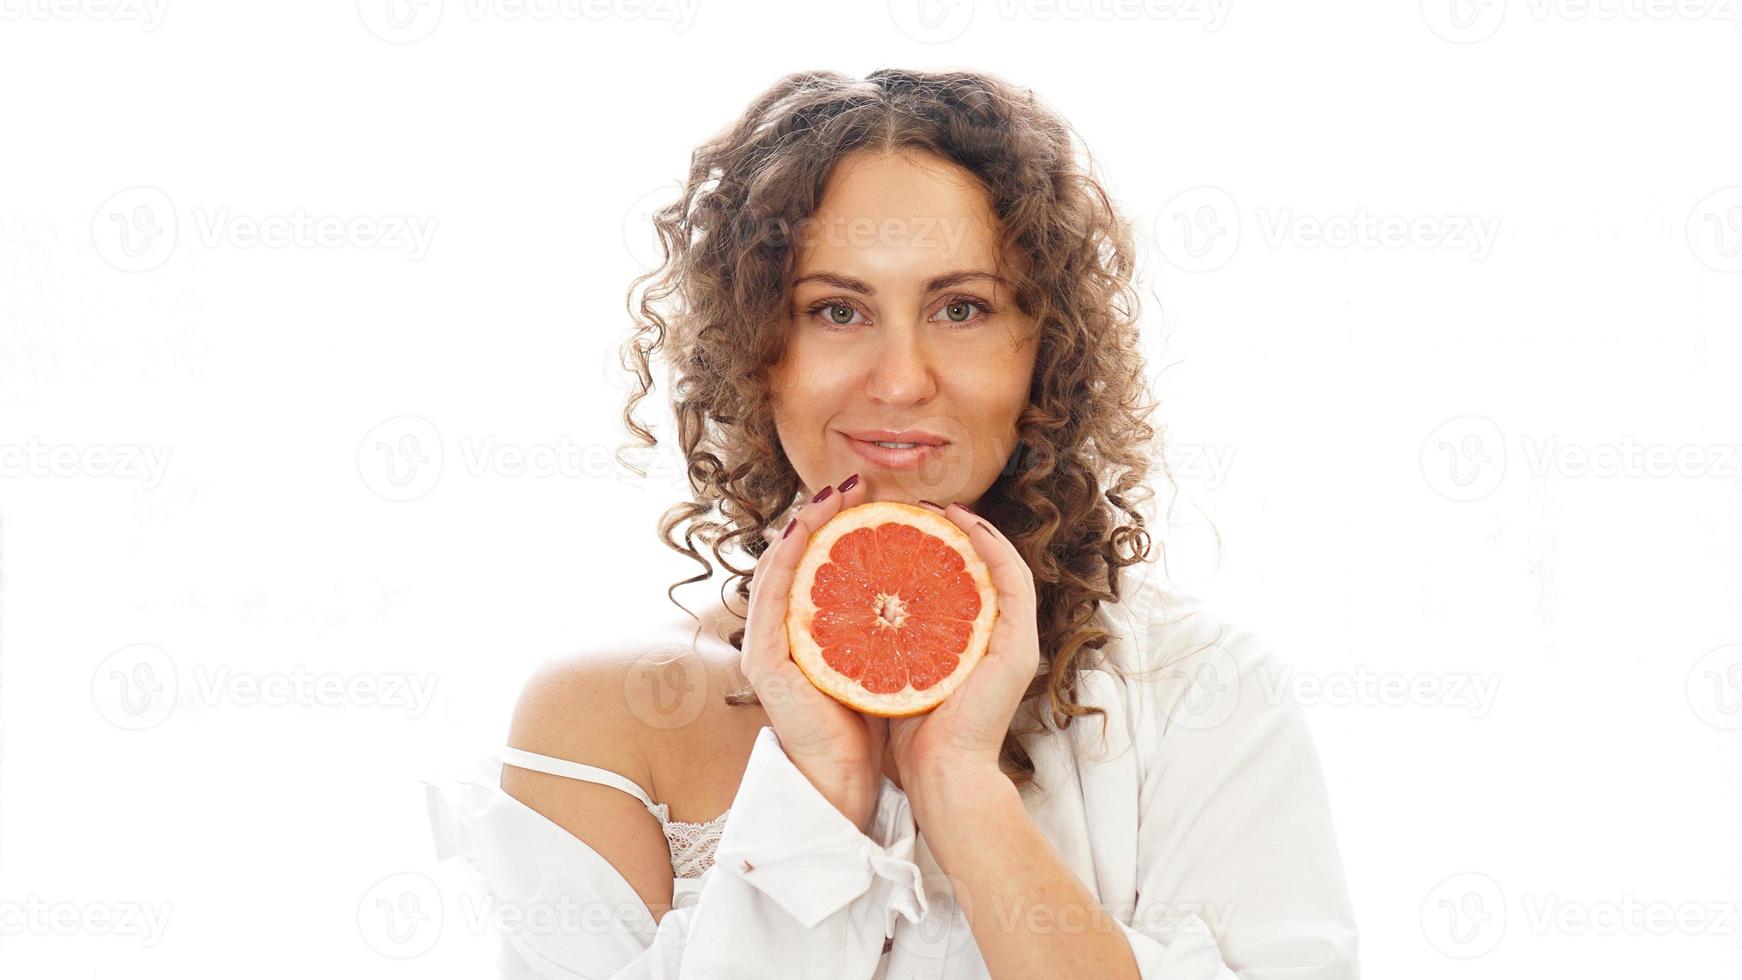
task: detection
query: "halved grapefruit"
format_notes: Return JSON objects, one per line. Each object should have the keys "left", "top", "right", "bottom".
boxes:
{"left": 785, "top": 501, "right": 999, "bottom": 717}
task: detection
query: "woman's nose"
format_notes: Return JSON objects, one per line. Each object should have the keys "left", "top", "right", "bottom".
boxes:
{"left": 864, "top": 323, "right": 937, "bottom": 405}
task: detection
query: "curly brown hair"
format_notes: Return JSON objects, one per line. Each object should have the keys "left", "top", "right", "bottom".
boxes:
{"left": 617, "top": 67, "right": 1167, "bottom": 793}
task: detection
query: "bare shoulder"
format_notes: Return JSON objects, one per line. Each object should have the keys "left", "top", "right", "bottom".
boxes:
{"left": 505, "top": 650, "right": 659, "bottom": 786}
{"left": 500, "top": 649, "right": 676, "bottom": 917}
{"left": 504, "top": 613, "right": 762, "bottom": 782}
{"left": 499, "top": 611, "right": 769, "bottom": 919}
{"left": 618, "top": 609, "right": 773, "bottom": 814}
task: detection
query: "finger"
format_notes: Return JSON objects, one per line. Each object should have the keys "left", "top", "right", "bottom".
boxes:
{"left": 942, "top": 502, "right": 1035, "bottom": 608}
{"left": 863, "top": 712, "right": 888, "bottom": 760}
{"left": 742, "top": 474, "right": 863, "bottom": 681}
{"left": 746, "top": 522, "right": 786, "bottom": 602}
{"left": 745, "top": 484, "right": 830, "bottom": 607}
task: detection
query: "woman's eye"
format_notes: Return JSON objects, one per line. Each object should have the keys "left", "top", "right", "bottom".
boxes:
{"left": 931, "top": 298, "right": 989, "bottom": 324}
{"left": 813, "top": 302, "right": 864, "bottom": 327}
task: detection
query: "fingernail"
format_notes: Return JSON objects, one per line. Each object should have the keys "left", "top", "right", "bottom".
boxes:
{"left": 918, "top": 499, "right": 944, "bottom": 510}
{"left": 811, "top": 485, "right": 834, "bottom": 504}
{"left": 782, "top": 518, "right": 798, "bottom": 539}
{"left": 975, "top": 521, "right": 992, "bottom": 534}
{"left": 953, "top": 500, "right": 976, "bottom": 515}
{"left": 837, "top": 473, "right": 860, "bottom": 493}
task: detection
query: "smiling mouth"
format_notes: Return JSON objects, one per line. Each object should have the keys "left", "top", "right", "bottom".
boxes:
{"left": 846, "top": 436, "right": 951, "bottom": 452}
{"left": 841, "top": 431, "right": 951, "bottom": 448}
{"left": 839, "top": 432, "right": 951, "bottom": 471}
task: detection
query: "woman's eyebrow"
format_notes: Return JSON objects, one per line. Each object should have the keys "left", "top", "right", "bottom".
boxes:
{"left": 791, "top": 270, "right": 1005, "bottom": 295}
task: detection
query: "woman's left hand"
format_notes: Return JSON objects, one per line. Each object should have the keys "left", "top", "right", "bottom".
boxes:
{"left": 888, "top": 502, "right": 1041, "bottom": 792}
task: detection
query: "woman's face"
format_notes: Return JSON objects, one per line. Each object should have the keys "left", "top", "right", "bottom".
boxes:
{"left": 770, "top": 148, "right": 1040, "bottom": 509}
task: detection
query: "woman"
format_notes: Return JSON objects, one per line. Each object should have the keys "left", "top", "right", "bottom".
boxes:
{"left": 425, "top": 68, "right": 1359, "bottom": 978}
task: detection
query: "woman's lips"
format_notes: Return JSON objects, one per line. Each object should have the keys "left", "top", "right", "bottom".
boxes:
{"left": 841, "top": 433, "right": 947, "bottom": 470}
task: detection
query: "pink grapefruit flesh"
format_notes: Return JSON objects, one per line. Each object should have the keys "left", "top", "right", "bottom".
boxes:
{"left": 785, "top": 501, "right": 999, "bottom": 717}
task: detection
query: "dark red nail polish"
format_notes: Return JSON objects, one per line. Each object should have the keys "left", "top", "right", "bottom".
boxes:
{"left": 782, "top": 518, "right": 797, "bottom": 539}
{"left": 975, "top": 521, "right": 992, "bottom": 534}
{"left": 918, "top": 499, "right": 943, "bottom": 510}
{"left": 954, "top": 500, "right": 976, "bottom": 515}
{"left": 811, "top": 485, "right": 833, "bottom": 504}
{"left": 838, "top": 473, "right": 860, "bottom": 493}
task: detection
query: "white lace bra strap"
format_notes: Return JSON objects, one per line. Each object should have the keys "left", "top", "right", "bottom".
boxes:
{"left": 501, "top": 746, "right": 660, "bottom": 814}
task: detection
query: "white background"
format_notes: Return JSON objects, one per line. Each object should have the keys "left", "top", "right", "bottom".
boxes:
{"left": 3, "top": 1, "right": 1740, "bottom": 977}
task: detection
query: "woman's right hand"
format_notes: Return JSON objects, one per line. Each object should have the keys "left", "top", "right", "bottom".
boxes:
{"left": 739, "top": 472, "right": 885, "bottom": 834}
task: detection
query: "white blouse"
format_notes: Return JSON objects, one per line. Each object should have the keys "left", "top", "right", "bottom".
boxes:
{"left": 422, "top": 565, "right": 1360, "bottom": 978}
